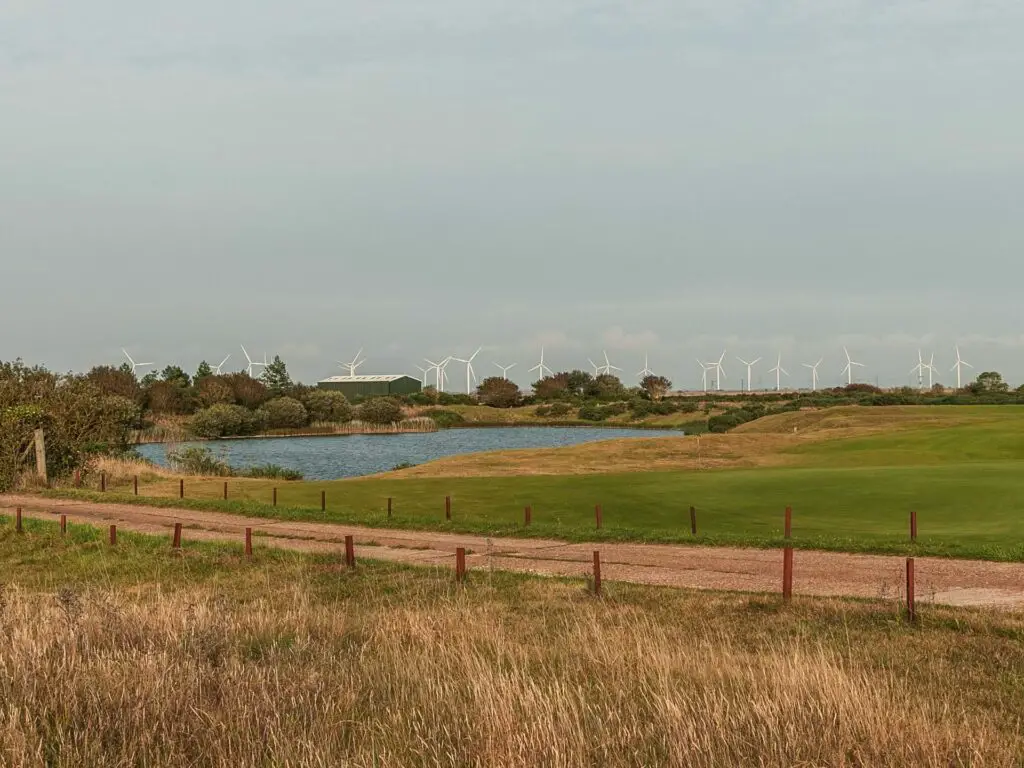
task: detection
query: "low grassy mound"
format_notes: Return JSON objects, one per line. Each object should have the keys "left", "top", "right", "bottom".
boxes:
{"left": 1, "top": 517, "right": 1022, "bottom": 766}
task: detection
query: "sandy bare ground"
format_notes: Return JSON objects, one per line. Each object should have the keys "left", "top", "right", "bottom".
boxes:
{"left": 4, "top": 494, "right": 1024, "bottom": 609}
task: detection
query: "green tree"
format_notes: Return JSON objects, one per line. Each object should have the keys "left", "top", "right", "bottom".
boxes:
{"left": 220, "top": 373, "right": 269, "bottom": 409}
{"left": 357, "top": 397, "right": 404, "bottom": 425}
{"left": 302, "top": 390, "right": 353, "bottom": 423}
{"left": 85, "top": 366, "right": 142, "bottom": 402}
{"left": 257, "top": 397, "right": 309, "bottom": 429}
{"left": 476, "top": 376, "right": 521, "bottom": 408}
{"left": 968, "top": 371, "right": 1009, "bottom": 394}
{"left": 640, "top": 375, "right": 672, "bottom": 401}
{"left": 586, "top": 374, "right": 625, "bottom": 400}
{"left": 261, "top": 355, "right": 293, "bottom": 394}
{"left": 160, "top": 365, "right": 191, "bottom": 388}
{"left": 140, "top": 371, "right": 159, "bottom": 387}
{"left": 195, "top": 361, "right": 213, "bottom": 380}
{"left": 533, "top": 372, "right": 572, "bottom": 400}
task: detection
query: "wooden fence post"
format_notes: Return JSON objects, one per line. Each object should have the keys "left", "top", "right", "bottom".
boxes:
{"left": 109, "top": 525, "right": 117, "bottom": 546}
{"left": 179, "top": 479, "right": 184, "bottom": 499}
{"left": 595, "top": 504, "right": 602, "bottom": 530}
{"left": 34, "top": 429, "right": 47, "bottom": 484}
{"left": 100, "top": 472, "right": 106, "bottom": 492}
{"left": 445, "top": 496, "right": 452, "bottom": 521}
{"left": 321, "top": 490, "right": 326, "bottom": 512}
{"left": 74, "top": 469, "right": 81, "bottom": 488}
{"left": 172, "top": 522, "right": 182, "bottom": 550}
{"left": 245, "top": 527, "right": 253, "bottom": 559}
{"left": 525, "top": 505, "right": 532, "bottom": 527}
{"left": 134, "top": 475, "right": 139, "bottom": 496}
{"left": 223, "top": 481, "right": 228, "bottom": 500}
{"left": 783, "top": 547, "right": 794, "bottom": 601}
{"left": 15, "top": 507, "right": 22, "bottom": 533}
{"left": 273, "top": 487, "right": 277, "bottom": 507}
{"left": 455, "top": 547, "right": 466, "bottom": 582}
{"left": 592, "top": 551, "right": 602, "bottom": 596}
{"left": 910, "top": 510, "right": 917, "bottom": 543}
{"left": 60, "top": 514, "right": 67, "bottom": 536}
{"left": 689, "top": 505, "right": 697, "bottom": 536}
{"left": 784, "top": 506, "right": 792, "bottom": 539}
{"left": 387, "top": 497, "right": 392, "bottom": 518}
{"left": 906, "top": 557, "right": 916, "bottom": 623}
{"left": 345, "top": 535, "right": 355, "bottom": 569}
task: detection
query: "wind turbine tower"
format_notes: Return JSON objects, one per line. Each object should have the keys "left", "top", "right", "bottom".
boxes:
{"left": 802, "top": 359, "right": 823, "bottom": 391}
{"left": 925, "top": 352, "right": 938, "bottom": 389}
{"left": 712, "top": 351, "right": 727, "bottom": 391}
{"left": 529, "top": 347, "right": 553, "bottom": 379}
{"left": 637, "top": 353, "right": 654, "bottom": 380}
{"left": 241, "top": 345, "right": 266, "bottom": 377}
{"left": 121, "top": 348, "right": 154, "bottom": 376}
{"left": 911, "top": 350, "right": 926, "bottom": 390}
{"left": 211, "top": 354, "right": 231, "bottom": 375}
{"left": 600, "top": 350, "right": 622, "bottom": 377}
{"left": 736, "top": 356, "right": 762, "bottom": 392}
{"left": 696, "top": 359, "right": 713, "bottom": 393}
{"left": 841, "top": 347, "right": 865, "bottom": 386}
{"left": 338, "top": 348, "right": 367, "bottom": 377}
{"left": 493, "top": 362, "right": 517, "bottom": 380}
{"left": 768, "top": 354, "right": 789, "bottom": 392}
{"left": 951, "top": 346, "right": 972, "bottom": 389}
{"left": 452, "top": 347, "right": 482, "bottom": 394}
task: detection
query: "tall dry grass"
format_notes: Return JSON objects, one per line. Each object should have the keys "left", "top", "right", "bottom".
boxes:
{"left": 0, "top": 578, "right": 1017, "bottom": 767}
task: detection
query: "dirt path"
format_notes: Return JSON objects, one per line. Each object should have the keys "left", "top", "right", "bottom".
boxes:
{"left": 4, "top": 494, "right": 1024, "bottom": 608}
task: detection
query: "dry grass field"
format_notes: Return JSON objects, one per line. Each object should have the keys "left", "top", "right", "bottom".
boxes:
{"left": 1, "top": 519, "right": 1023, "bottom": 766}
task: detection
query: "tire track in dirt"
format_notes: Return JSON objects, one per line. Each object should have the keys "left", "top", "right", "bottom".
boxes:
{"left": 3, "top": 494, "right": 1024, "bottom": 608}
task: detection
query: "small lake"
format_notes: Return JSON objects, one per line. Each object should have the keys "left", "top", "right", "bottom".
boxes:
{"left": 136, "top": 427, "right": 683, "bottom": 480}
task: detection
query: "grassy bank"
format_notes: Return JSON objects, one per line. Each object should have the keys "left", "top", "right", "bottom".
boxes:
{"left": 1, "top": 515, "right": 1022, "bottom": 766}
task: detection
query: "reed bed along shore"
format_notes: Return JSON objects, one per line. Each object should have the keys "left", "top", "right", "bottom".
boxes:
{"left": 0, "top": 521, "right": 1022, "bottom": 766}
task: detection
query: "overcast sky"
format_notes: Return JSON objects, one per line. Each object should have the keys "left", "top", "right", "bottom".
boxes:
{"left": 2, "top": 0, "right": 1023, "bottom": 390}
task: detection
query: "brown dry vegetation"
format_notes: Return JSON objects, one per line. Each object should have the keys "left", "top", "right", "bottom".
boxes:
{"left": 1, "top": 537, "right": 1022, "bottom": 767}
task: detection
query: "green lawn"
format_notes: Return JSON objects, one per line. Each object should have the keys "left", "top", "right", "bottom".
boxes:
{"left": 46, "top": 406, "right": 1024, "bottom": 561}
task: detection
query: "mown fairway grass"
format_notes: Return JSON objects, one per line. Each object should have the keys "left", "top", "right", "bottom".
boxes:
{"left": 1, "top": 516, "right": 1023, "bottom": 766}
{"left": 50, "top": 405, "right": 1024, "bottom": 561}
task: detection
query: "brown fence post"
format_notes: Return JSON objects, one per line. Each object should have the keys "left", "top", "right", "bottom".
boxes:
{"left": 273, "top": 487, "right": 277, "bottom": 507}
{"left": 223, "top": 481, "right": 228, "bottom": 500}
{"left": 100, "top": 472, "right": 106, "bottom": 492}
{"left": 455, "top": 547, "right": 466, "bottom": 582}
{"left": 60, "top": 514, "right": 67, "bottom": 536}
{"left": 345, "top": 535, "right": 355, "bottom": 569}
{"left": 689, "top": 505, "right": 697, "bottom": 536}
{"left": 445, "top": 496, "right": 452, "bottom": 521}
{"left": 74, "top": 469, "right": 81, "bottom": 488}
{"left": 387, "top": 497, "right": 392, "bottom": 518}
{"left": 15, "top": 507, "right": 22, "bottom": 533}
{"left": 910, "top": 510, "right": 917, "bottom": 543}
{"left": 595, "top": 504, "right": 602, "bottom": 530}
{"left": 525, "top": 505, "right": 532, "bottom": 527}
{"left": 134, "top": 475, "right": 139, "bottom": 496}
{"left": 245, "top": 527, "right": 253, "bottom": 559}
{"left": 109, "top": 524, "right": 117, "bottom": 546}
{"left": 172, "top": 522, "right": 182, "bottom": 550}
{"left": 179, "top": 479, "right": 184, "bottom": 499}
{"left": 906, "top": 557, "right": 916, "bottom": 623}
{"left": 783, "top": 547, "right": 794, "bottom": 601}
{"left": 784, "top": 506, "right": 792, "bottom": 539}
{"left": 592, "top": 551, "right": 602, "bottom": 596}
{"left": 321, "top": 490, "right": 326, "bottom": 512}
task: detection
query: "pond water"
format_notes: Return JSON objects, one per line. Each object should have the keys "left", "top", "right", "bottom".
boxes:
{"left": 136, "top": 427, "right": 683, "bottom": 480}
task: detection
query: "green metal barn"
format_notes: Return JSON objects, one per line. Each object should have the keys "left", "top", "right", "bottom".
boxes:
{"left": 317, "top": 374, "right": 421, "bottom": 399}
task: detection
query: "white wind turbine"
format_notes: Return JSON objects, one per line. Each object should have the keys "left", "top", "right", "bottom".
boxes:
{"left": 414, "top": 364, "right": 429, "bottom": 385}
{"left": 802, "top": 359, "right": 823, "bottom": 391}
{"left": 711, "top": 351, "right": 727, "bottom": 391}
{"left": 637, "top": 353, "right": 654, "bottom": 379}
{"left": 529, "top": 347, "right": 552, "bottom": 379}
{"left": 696, "top": 359, "right": 714, "bottom": 393}
{"left": 768, "top": 353, "right": 789, "bottom": 392}
{"left": 493, "top": 362, "right": 516, "bottom": 379}
{"left": 438, "top": 356, "right": 453, "bottom": 391}
{"left": 121, "top": 348, "right": 153, "bottom": 376}
{"left": 910, "top": 350, "right": 926, "bottom": 390}
{"left": 736, "top": 356, "right": 762, "bottom": 392}
{"left": 951, "top": 345, "right": 973, "bottom": 389}
{"left": 925, "top": 352, "right": 938, "bottom": 388}
{"left": 337, "top": 348, "right": 366, "bottom": 377}
{"left": 452, "top": 347, "right": 482, "bottom": 394}
{"left": 587, "top": 358, "right": 602, "bottom": 376}
{"left": 424, "top": 357, "right": 450, "bottom": 390}
{"left": 600, "top": 350, "right": 622, "bottom": 377}
{"left": 211, "top": 354, "right": 231, "bottom": 375}
{"left": 241, "top": 345, "right": 267, "bottom": 377}
{"left": 841, "top": 347, "right": 865, "bottom": 386}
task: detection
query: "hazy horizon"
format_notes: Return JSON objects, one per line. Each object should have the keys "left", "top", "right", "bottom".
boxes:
{"left": 3, "top": 1, "right": 1023, "bottom": 388}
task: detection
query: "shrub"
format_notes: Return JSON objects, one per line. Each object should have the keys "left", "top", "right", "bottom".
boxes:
{"left": 257, "top": 397, "right": 309, "bottom": 429}
{"left": 189, "top": 404, "right": 259, "bottom": 438}
{"left": 578, "top": 402, "right": 627, "bottom": 421}
{"left": 476, "top": 377, "right": 521, "bottom": 408}
{"left": 420, "top": 409, "right": 465, "bottom": 429}
{"left": 196, "top": 377, "right": 235, "bottom": 408}
{"left": 303, "top": 390, "right": 353, "bottom": 423}
{"left": 166, "top": 446, "right": 232, "bottom": 476}
{"left": 242, "top": 464, "right": 304, "bottom": 480}
{"left": 358, "top": 397, "right": 404, "bottom": 425}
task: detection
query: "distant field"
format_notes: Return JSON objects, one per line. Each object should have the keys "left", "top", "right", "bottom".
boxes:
{"left": 1, "top": 517, "right": 1022, "bottom": 766}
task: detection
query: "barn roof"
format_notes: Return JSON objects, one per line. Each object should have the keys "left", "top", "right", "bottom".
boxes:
{"left": 317, "top": 374, "right": 413, "bottom": 383}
